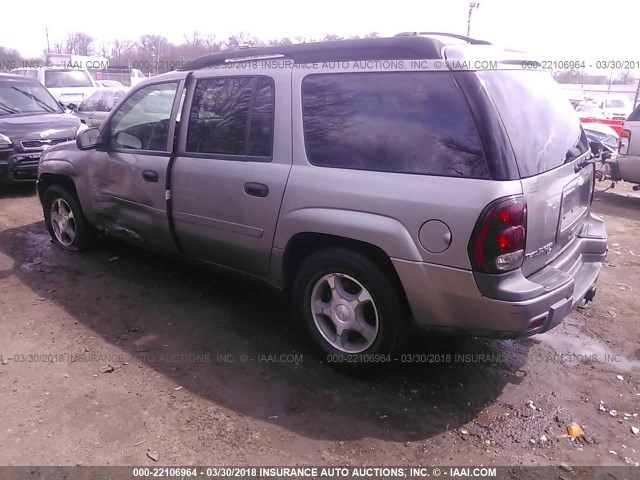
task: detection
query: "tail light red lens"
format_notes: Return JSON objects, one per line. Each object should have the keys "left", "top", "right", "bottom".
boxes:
{"left": 469, "top": 196, "right": 527, "bottom": 273}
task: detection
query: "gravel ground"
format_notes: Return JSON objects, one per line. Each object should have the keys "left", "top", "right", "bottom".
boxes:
{"left": 0, "top": 184, "right": 638, "bottom": 468}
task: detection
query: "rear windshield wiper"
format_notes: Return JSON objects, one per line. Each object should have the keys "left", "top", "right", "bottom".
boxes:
{"left": 10, "top": 87, "right": 57, "bottom": 113}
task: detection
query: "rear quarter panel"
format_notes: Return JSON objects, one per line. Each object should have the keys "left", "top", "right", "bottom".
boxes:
{"left": 275, "top": 65, "right": 523, "bottom": 270}
{"left": 619, "top": 118, "right": 640, "bottom": 183}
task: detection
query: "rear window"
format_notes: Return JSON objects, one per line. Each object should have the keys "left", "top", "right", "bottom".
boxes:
{"left": 479, "top": 70, "right": 588, "bottom": 177}
{"left": 44, "top": 69, "right": 94, "bottom": 88}
{"left": 301, "top": 72, "right": 489, "bottom": 179}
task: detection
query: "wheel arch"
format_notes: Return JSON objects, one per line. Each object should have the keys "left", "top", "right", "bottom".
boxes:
{"left": 281, "top": 232, "right": 411, "bottom": 316}
{"left": 38, "top": 173, "right": 80, "bottom": 202}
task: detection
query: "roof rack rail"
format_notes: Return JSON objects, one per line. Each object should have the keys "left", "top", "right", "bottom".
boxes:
{"left": 179, "top": 37, "right": 445, "bottom": 71}
{"left": 395, "top": 31, "right": 491, "bottom": 45}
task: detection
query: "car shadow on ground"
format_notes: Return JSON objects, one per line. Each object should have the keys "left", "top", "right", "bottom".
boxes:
{"left": 0, "top": 220, "right": 535, "bottom": 443}
{"left": 593, "top": 188, "right": 640, "bottom": 220}
{"left": 0, "top": 184, "right": 36, "bottom": 199}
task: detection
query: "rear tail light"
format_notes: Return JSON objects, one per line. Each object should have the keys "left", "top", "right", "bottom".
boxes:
{"left": 468, "top": 196, "right": 527, "bottom": 273}
{"left": 619, "top": 129, "right": 631, "bottom": 154}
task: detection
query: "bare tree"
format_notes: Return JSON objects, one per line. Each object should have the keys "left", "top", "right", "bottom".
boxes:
{"left": 184, "top": 32, "right": 204, "bottom": 50}
{"left": 553, "top": 68, "right": 585, "bottom": 84}
{"left": 204, "top": 34, "right": 222, "bottom": 53}
{"left": 64, "top": 32, "right": 93, "bottom": 55}
{"left": 75, "top": 33, "right": 93, "bottom": 55}
{"left": 65, "top": 33, "right": 78, "bottom": 54}
{"left": 615, "top": 69, "right": 636, "bottom": 85}
{"left": 111, "top": 39, "right": 134, "bottom": 62}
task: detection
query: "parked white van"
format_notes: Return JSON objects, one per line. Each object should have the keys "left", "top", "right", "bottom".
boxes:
{"left": 10, "top": 67, "right": 98, "bottom": 108}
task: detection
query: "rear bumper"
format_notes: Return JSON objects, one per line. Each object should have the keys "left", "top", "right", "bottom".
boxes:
{"left": 393, "top": 212, "right": 607, "bottom": 338}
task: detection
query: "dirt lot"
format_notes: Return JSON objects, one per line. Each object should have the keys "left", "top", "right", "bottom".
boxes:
{"left": 0, "top": 184, "right": 638, "bottom": 468}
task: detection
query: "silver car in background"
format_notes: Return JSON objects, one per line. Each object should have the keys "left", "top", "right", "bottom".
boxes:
{"left": 72, "top": 89, "right": 126, "bottom": 127}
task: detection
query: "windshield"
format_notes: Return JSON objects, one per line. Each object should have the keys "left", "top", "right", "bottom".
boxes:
{"left": 0, "top": 80, "right": 62, "bottom": 115}
{"left": 44, "top": 69, "right": 94, "bottom": 88}
{"left": 479, "top": 70, "right": 588, "bottom": 177}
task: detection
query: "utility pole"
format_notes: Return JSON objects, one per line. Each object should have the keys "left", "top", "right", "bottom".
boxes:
{"left": 467, "top": 2, "right": 480, "bottom": 37}
{"left": 45, "top": 27, "right": 51, "bottom": 53}
{"left": 633, "top": 78, "right": 640, "bottom": 108}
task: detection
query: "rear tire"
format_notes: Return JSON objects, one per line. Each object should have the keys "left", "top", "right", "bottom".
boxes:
{"left": 43, "top": 185, "right": 95, "bottom": 252}
{"left": 292, "top": 247, "right": 409, "bottom": 373}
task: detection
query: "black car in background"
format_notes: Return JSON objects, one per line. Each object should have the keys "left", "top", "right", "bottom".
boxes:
{"left": 0, "top": 74, "right": 84, "bottom": 184}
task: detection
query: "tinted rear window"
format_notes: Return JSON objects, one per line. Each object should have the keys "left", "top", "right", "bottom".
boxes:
{"left": 186, "top": 76, "right": 274, "bottom": 158}
{"left": 479, "top": 70, "right": 588, "bottom": 177}
{"left": 301, "top": 72, "right": 489, "bottom": 179}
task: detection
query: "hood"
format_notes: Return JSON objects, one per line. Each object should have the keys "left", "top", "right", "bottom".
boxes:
{"left": 0, "top": 113, "right": 81, "bottom": 148}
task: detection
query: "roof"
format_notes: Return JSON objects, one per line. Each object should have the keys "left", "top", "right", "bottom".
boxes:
{"left": 0, "top": 73, "right": 40, "bottom": 81}
{"left": 179, "top": 34, "right": 490, "bottom": 70}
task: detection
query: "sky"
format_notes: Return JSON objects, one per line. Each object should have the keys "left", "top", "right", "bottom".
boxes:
{"left": 2, "top": 0, "right": 638, "bottom": 66}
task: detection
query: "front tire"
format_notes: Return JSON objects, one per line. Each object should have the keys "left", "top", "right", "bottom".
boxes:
{"left": 43, "top": 185, "right": 95, "bottom": 251}
{"left": 292, "top": 247, "right": 409, "bottom": 372}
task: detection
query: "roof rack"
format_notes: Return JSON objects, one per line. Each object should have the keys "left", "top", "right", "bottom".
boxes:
{"left": 395, "top": 31, "right": 491, "bottom": 45}
{"left": 178, "top": 37, "right": 445, "bottom": 71}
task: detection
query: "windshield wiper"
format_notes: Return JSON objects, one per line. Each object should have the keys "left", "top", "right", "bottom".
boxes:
{"left": 10, "top": 87, "right": 57, "bottom": 113}
{"left": 0, "top": 101, "right": 19, "bottom": 114}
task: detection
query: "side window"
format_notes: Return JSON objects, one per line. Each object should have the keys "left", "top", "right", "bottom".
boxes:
{"left": 97, "top": 91, "right": 124, "bottom": 112}
{"left": 109, "top": 82, "right": 178, "bottom": 151}
{"left": 186, "top": 76, "right": 274, "bottom": 158}
{"left": 248, "top": 77, "right": 274, "bottom": 156}
{"left": 78, "top": 92, "right": 103, "bottom": 112}
{"left": 301, "top": 72, "right": 489, "bottom": 178}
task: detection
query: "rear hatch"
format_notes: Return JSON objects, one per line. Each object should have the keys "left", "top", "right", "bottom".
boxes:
{"left": 478, "top": 70, "right": 592, "bottom": 276}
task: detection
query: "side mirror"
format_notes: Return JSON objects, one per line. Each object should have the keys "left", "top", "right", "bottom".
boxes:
{"left": 67, "top": 103, "right": 78, "bottom": 112}
{"left": 76, "top": 127, "right": 102, "bottom": 150}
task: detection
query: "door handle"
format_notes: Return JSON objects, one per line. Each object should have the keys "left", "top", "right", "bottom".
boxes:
{"left": 244, "top": 182, "right": 269, "bottom": 197}
{"left": 142, "top": 170, "right": 159, "bottom": 183}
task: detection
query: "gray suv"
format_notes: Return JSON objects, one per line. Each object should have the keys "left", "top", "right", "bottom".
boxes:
{"left": 36, "top": 34, "right": 608, "bottom": 371}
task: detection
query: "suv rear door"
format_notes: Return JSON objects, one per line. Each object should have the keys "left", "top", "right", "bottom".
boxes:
{"left": 170, "top": 67, "right": 292, "bottom": 275}
{"left": 478, "top": 69, "right": 592, "bottom": 276}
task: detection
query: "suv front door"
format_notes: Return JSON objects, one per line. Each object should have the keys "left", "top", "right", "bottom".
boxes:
{"left": 170, "top": 69, "right": 292, "bottom": 275}
{"left": 89, "top": 79, "right": 184, "bottom": 252}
